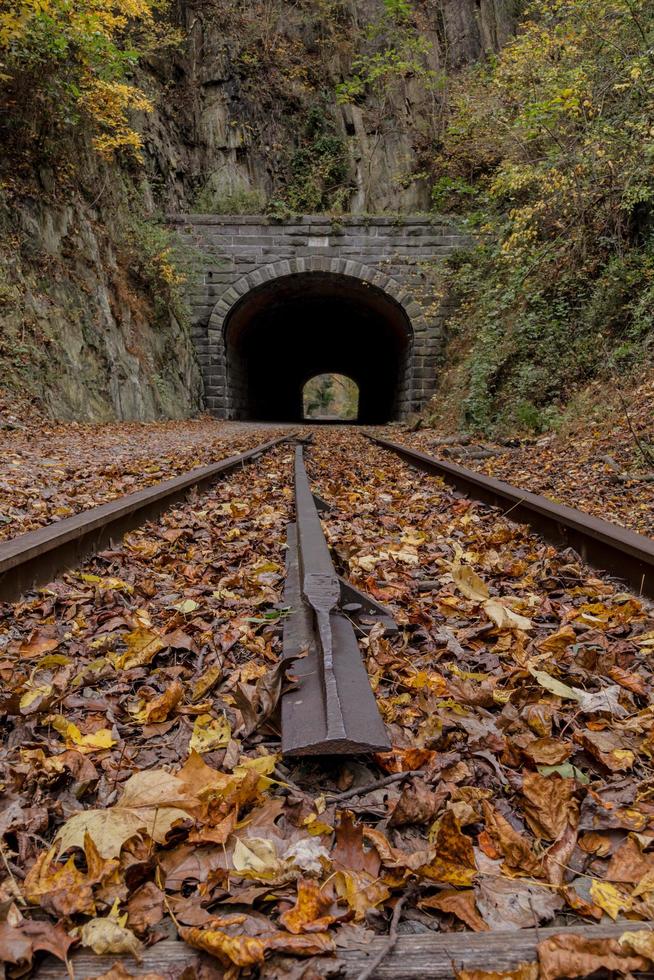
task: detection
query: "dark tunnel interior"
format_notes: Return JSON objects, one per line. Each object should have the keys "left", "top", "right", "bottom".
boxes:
{"left": 223, "top": 273, "right": 413, "bottom": 423}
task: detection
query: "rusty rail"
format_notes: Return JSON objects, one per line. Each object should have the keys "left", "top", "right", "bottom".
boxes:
{"left": 281, "top": 445, "right": 390, "bottom": 756}
{"left": 0, "top": 436, "right": 290, "bottom": 603}
{"left": 369, "top": 435, "right": 654, "bottom": 600}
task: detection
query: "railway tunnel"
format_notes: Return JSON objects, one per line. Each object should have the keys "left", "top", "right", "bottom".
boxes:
{"left": 222, "top": 272, "right": 414, "bottom": 423}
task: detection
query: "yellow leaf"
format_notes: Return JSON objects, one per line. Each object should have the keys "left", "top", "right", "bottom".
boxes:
{"left": 527, "top": 667, "right": 583, "bottom": 702}
{"left": 50, "top": 716, "right": 115, "bottom": 751}
{"left": 191, "top": 664, "right": 223, "bottom": 702}
{"left": 452, "top": 561, "right": 489, "bottom": 602}
{"left": 334, "top": 870, "right": 390, "bottom": 921}
{"left": 234, "top": 754, "right": 279, "bottom": 792}
{"left": 80, "top": 911, "right": 142, "bottom": 960}
{"left": 19, "top": 685, "right": 53, "bottom": 712}
{"left": 80, "top": 574, "right": 133, "bottom": 594}
{"left": 620, "top": 929, "right": 654, "bottom": 959}
{"left": 232, "top": 838, "right": 282, "bottom": 880}
{"left": 484, "top": 599, "right": 532, "bottom": 631}
{"left": 590, "top": 879, "right": 631, "bottom": 919}
{"left": 173, "top": 599, "right": 199, "bottom": 614}
{"left": 113, "top": 629, "right": 165, "bottom": 670}
{"left": 189, "top": 713, "right": 231, "bottom": 754}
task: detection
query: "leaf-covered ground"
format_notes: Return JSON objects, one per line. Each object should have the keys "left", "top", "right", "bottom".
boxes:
{"left": 0, "top": 409, "right": 289, "bottom": 541}
{"left": 1, "top": 429, "right": 654, "bottom": 979}
{"left": 396, "top": 375, "right": 654, "bottom": 536}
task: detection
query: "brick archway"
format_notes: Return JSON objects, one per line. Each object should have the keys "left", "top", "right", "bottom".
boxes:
{"left": 206, "top": 258, "right": 423, "bottom": 422}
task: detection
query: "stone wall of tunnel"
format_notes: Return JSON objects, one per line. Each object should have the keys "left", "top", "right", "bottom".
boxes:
{"left": 223, "top": 273, "right": 413, "bottom": 423}
{"left": 170, "top": 215, "right": 469, "bottom": 420}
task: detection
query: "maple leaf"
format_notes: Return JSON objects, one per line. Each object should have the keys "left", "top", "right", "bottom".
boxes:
{"left": 55, "top": 770, "right": 197, "bottom": 859}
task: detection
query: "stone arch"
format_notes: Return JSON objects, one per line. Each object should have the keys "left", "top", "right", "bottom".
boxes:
{"left": 205, "top": 257, "right": 425, "bottom": 422}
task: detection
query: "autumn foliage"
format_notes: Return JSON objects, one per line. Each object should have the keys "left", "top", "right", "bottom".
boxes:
{"left": 0, "top": 0, "right": 171, "bottom": 163}
{"left": 430, "top": 0, "right": 654, "bottom": 433}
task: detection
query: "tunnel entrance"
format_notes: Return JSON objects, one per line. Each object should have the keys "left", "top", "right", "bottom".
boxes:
{"left": 303, "top": 374, "right": 359, "bottom": 421}
{"left": 223, "top": 272, "right": 413, "bottom": 423}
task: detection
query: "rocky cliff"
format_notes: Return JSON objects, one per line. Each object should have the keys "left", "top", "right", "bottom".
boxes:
{"left": 0, "top": 0, "right": 517, "bottom": 421}
{"left": 145, "top": 0, "right": 518, "bottom": 215}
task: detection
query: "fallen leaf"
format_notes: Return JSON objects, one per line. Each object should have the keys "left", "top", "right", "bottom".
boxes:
{"left": 420, "top": 889, "right": 488, "bottom": 931}
{"left": 589, "top": 879, "right": 632, "bottom": 919}
{"left": 452, "top": 562, "right": 489, "bottom": 602}
{"left": 476, "top": 876, "right": 563, "bottom": 930}
{"left": 114, "top": 629, "right": 165, "bottom": 671}
{"left": 80, "top": 904, "right": 142, "bottom": 961}
{"left": 538, "top": 933, "right": 648, "bottom": 980}
{"left": 280, "top": 879, "right": 337, "bottom": 934}
{"left": 521, "top": 772, "right": 578, "bottom": 840}
{"left": 484, "top": 599, "right": 532, "bottom": 632}
{"left": 189, "top": 713, "right": 231, "bottom": 754}
{"left": 56, "top": 770, "right": 196, "bottom": 858}
{"left": 527, "top": 667, "right": 583, "bottom": 702}
{"left": 481, "top": 801, "right": 541, "bottom": 876}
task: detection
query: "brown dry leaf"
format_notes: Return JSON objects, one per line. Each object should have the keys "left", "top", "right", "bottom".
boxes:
{"left": 180, "top": 925, "right": 266, "bottom": 968}
{"left": 388, "top": 778, "right": 441, "bottom": 827}
{"left": 521, "top": 772, "right": 578, "bottom": 840}
{"left": 543, "top": 822, "right": 577, "bottom": 886}
{"left": 373, "top": 747, "right": 436, "bottom": 773}
{"left": 606, "top": 835, "right": 654, "bottom": 883}
{"left": 180, "top": 924, "right": 334, "bottom": 966}
{"left": 233, "top": 652, "right": 304, "bottom": 737}
{"left": 126, "top": 881, "right": 165, "bottom": 935}
{"left": 90, "top": 967, "right": 168, "bottom": 980}
{"left": 24, "top": 840, "right": 107, "bottom": 916}
{"left": 142, "top": 680, "right": 184, "bottom": 723}
{"left": 18, "top": 632, "right": 60, "bottom": 660}
{"left": 522, "top": 738, "right": 572, "bottom": 766}
{"left": 332, "top": 811, "right": 380, "bottom": 876}
{"left": 481, "top": 801, "right": 541, "bottom": 876}
{"left": 420, "top": 889, "right": 488, "bottom": 931}
{"left": 476, "top": 877, "right": 563, "bottom": 930}
{"left": 608, "top": 665, "right": 648, "bottom": 696}
{"left": 280, "top": 879, "right": 337, "bottom": 934}
{"left": 536, "top": 625, "right": 576, "bottom": 657}
{"left": 333, "top": 870, "right": 391, "bottom": 921}
{"left": 575, "top": 730, "right": 635, "bottom": 772}
{"left": 0, "top": 919, "right": 75, "bottom": 968}
{"left": 537, "top": 933, "right": 648, "bottom": 980}
{"left": 419, "top": 809, "right": 477, "bottom": 886}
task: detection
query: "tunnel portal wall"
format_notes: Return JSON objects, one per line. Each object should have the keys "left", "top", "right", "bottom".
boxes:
{"left": 168, "top": 215, "right": 470, "bottom": 420}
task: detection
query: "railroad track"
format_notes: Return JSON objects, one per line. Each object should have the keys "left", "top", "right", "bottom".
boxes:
{"left": 0, "top": 435, "right": 290, "bottom": 603}
{"left": 370, "top": 434, "right": 654, "bottom": 601}
{"left": 1, "top": 428, "right": 653, "bottom": 978}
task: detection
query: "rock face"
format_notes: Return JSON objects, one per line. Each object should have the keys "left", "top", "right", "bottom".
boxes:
{"left": 144, "top": 0, "right": 518, "bottom": 215}
{"left": 1, "top": 0, "right": 517, "bottom": 421}
{"left": 0, "top": 183, "right": 203, "bottom": 422}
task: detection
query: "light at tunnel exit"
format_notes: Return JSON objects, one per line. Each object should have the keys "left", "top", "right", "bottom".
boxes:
{"left": 303, "top": 375, "right": 359, "bottom": 421}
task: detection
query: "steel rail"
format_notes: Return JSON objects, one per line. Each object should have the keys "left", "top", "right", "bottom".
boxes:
{"left": 369, "top": 434, "right": 654, "bottom": 600}
{"left": 0, "top": 435, "right": 290, "bottom": 603}
{"left": 281, "top": 445, "right": 390, "bottom": 755}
